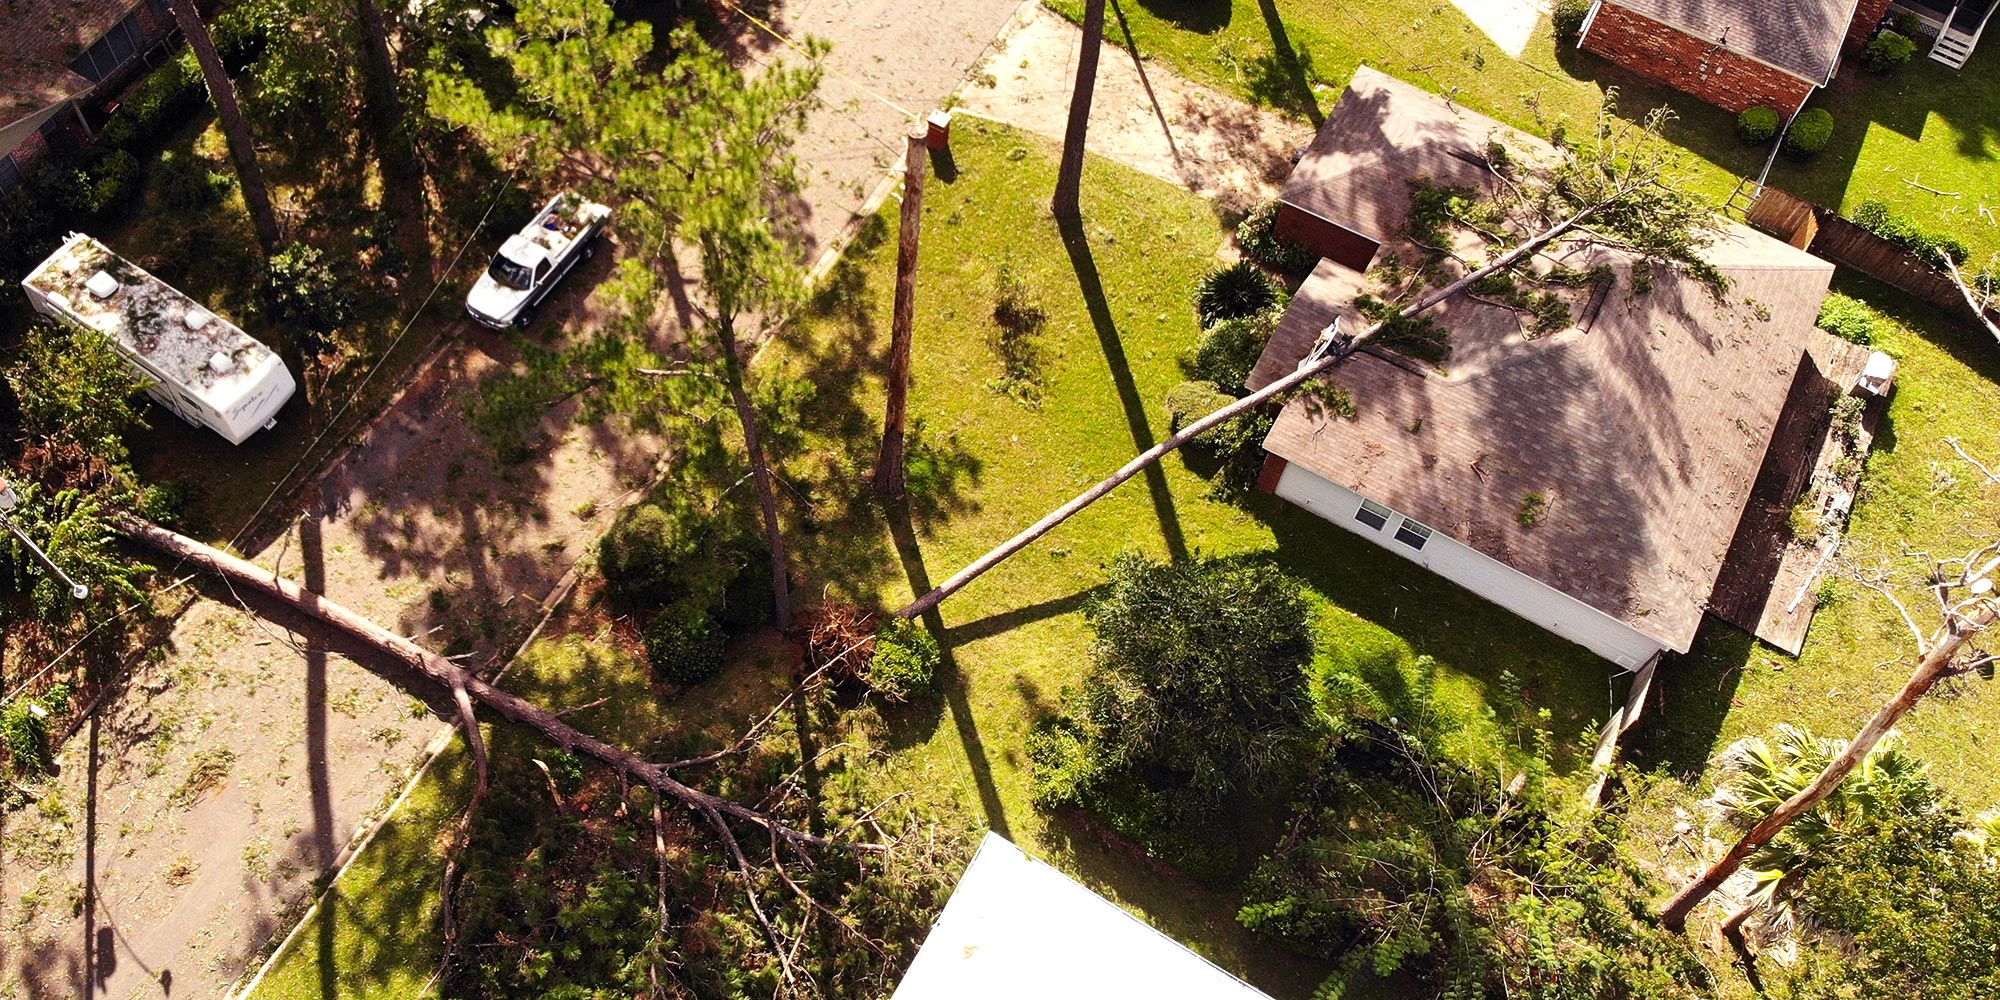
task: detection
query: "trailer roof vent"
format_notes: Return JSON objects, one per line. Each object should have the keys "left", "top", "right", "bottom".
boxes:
{"left": 184, "top": 308, "right": 213, "bottom": 331}
{"left": 208, "top": 351, "right": 234, "bottom": 373}
{"left": 85, "top": 270, "right": 119, "bottom": 299}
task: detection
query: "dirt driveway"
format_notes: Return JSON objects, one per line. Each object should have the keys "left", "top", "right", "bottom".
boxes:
{"left": 1, "top": 2, "right": 1028, "bottom": 999}
{"left": 956, "top": 4, "right": 1313, "bottom": 214}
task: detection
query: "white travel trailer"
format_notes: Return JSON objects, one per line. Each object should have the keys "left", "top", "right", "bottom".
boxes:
{"left": 21, "top": 233, "right": 296, "bottom": 445}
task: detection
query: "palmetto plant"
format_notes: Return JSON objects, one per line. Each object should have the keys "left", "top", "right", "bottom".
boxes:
{"left": 1715, "top": 725, "right": 1934, "bottom": 911}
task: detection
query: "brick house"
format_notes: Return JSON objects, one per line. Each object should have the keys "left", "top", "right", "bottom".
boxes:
{"left": 1251, "top": 68, "right": 1892, "bottom": 670}
{"left": 1574, "top": 0, "right": 1896, "bottom": 114}
{"left": 0, "top": 0, "right": 185, "bottom": 194}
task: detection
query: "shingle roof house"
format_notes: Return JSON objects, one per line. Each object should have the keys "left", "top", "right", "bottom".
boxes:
{"left": 0, "top": 0, "right": 182, "bottom": 193}
{"left": 1249, "top": 68, "right": 1876, "bottom": 670}
{"left": 1574, "top": 0, "right": 1897, "bottom": 113}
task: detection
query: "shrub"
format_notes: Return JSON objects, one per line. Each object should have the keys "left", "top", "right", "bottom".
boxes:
{"left": 1861, "top": 30, "right": 1916, "bottom": 73}
{"left": 643, "top": 603, "right": 726, "bottom": 687}
{"left": 1237, "top": 201, "right": 1318, "bottom": 274}
{"left": 1552, "top": 0, "right": 1592, "bottom": 43}
{"left": 1028, "top": 554, "right": 1317, "bottom": 880}
{"left": 1850, "top": 200, "right": 1973, "bottom": 271}
{"left": 96, "top": 58, "right": 205, "bottom": 153}
{"left": 157, "top": 151, "right": 234, "bottom": 212}
{"left": 1817, "top": 293, "right": 1880, "bottom": 345}
{"left": 1165, "top": 380, "right": 1236, "bottom": 433}
{"left": 598, "top": 502, "right": 701, "bottom": 606}
{"left": 1185, "top": 311, "right": 1277, "bottom": 393}
{"left": 1783, "top": 108, "right": 1835, "bottom": 160}
{"left": 868, "top": 617, "right": 939, "bottom": 701}
{"left": 1, "top": 700, "right": 51, "bottom": 775}
{"left": 1737, "top": 106, "right": 1780, "bottom": 144}
{"left": 260, "top": 243, "right": 355, "bottom": 353}
{"left": 1195, "top": 260, "right": 1280, "bottom": 328}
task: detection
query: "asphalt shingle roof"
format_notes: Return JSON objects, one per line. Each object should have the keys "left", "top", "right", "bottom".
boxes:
{"left": 1607, "top": 0, "right": 1861, "bottom": 81}
{"left": 1247, "top": 68, "right": 1840, "bottom": 653}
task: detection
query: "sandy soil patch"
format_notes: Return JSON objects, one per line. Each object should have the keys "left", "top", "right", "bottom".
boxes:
{"left": 956, "top": 5, "right": 1313, "bottom": 214}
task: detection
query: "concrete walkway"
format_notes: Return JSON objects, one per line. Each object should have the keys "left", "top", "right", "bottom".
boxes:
{"left": 0, "top": 3, "right": 1025, "bottom": 998}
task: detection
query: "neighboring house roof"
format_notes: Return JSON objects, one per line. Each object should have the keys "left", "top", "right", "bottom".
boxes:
{"left": 891, "top": 833, "right": 1273, "bottom": 1000}
{"left": 1248, "top": 68, "right": 1842, "bottom": 653}
{"left": 0, "top": 0, "right": 138, "bottom": 131}
{"left": 1605, "top": 0, "right": 1861, "bottom": 82}
{"left": 1277, "top": 67, "right": 1555, "bottom": 243}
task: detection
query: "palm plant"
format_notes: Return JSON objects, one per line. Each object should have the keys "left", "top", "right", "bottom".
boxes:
{"left": 1714, "top": 725, "right": 1934, "bottom": 915}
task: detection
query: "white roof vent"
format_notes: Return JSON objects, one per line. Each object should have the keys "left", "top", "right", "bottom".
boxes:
{"left": 1858, "top": 351, "right": 1897, "bottom": 396}
{"left": 184, "top": 308, "right": 213, "bottom": 330}
{"left": 208, "top": 351, "right": 234, "bottom": 373}
{"left": 85, "top": 270, "right": 120, "bottom": 299}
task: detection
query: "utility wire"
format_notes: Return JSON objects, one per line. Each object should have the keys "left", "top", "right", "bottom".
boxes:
{"left": 4, "top": 163, "right": 526, "bottom": 704}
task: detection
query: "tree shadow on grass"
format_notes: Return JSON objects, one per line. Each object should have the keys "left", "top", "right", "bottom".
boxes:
{"left": 883, "top": 499, "right": 1011, "bottom": 837}
{"left": 1252, "top": 0, "right": 1323, "bottom": 126}
{"left": 1057, "top": 212, "right": 1191, "bottom": 564}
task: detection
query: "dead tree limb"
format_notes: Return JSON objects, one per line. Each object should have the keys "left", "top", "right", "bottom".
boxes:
{"left": 1942, "top": 255, "right": 2000, "bottom": 344}
{"left": 112, "top": 513, "right": 875, "bottom": 857}
{"left": 1659, "top": 582, "right": 1998, "bottom": 930}
{"left": 895, "top": 200, "right": 1601, "bottom": 619}
{"left": 438, "top": 680, "right": 491, "bottom": 966}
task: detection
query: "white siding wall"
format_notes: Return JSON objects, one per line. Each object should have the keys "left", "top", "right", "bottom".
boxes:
{"left": 1273, "top": 462, "right": 1666, "bottom": 671}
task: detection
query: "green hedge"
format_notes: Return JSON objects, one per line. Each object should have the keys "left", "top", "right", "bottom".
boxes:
{"left": 1849, "top": 200, "right": 1972, "bottom": 270}
{"left": 1737, "top": 107, "right": 1779, "bottom": 144}
{"left": 1861, "top": 31, "right": 1916, "bottom": 73}
{"left": 1553, "top": 0, "right": 1592, "bottom": 43}
{"left": 1782, "top": 108, "right": 1835, "bottom": 160}
{"left": 1237, "top": 201, "right": 1318, "bottom": 274}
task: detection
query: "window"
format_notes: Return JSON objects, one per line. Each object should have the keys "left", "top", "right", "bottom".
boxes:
{"left": 1355, "top": 498, "right": 1392, "bottom": 531}
{"left": 1393, "top": 517, "right": 1433, "bottom": 551}
{"left": 69, "top": 14, "right": 145, "bottom": 84}
{"left": 0, "top": 155, "right": 22, "bottom": 196}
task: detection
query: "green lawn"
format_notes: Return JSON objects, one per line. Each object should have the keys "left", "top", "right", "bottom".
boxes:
{"left": 765, "top": 119, "right": 1623, "bottom": 994}
{"left": 1049, "top": 0, "right": 2000, "bottom": 259}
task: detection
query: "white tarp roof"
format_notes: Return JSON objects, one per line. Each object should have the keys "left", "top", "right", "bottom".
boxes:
{"left": 891, "top": 832, "right": 1275, "bottom": 1000}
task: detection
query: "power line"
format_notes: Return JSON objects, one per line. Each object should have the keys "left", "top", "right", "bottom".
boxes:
{"left": 4, "top": 164, "right": 526, "bottom": 704}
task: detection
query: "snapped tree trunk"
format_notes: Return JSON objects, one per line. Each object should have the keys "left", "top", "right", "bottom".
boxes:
{"left": 873, "top": 133, "right": 928, "bottom": 499}
{"left": 1051, "top": 0, "right": 1106, "bottom": 220}
{"left": 896, "top": 202, "right": 1597, "bottom": 619}
{"left": 717, "top": 320, "right": 796, "bottom": 632}
{"left": 168, "top": 0, "right": 281, "bottom": 254}
{"left": 110, "top": 513, "right": 855, "bottom": 852}
{"left": 1658, "top": 596, "right": 1999, "bottom": 930}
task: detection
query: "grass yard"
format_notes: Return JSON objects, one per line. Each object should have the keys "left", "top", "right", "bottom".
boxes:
{"left": 1047, "top": 0, "right": 2000, "bottom": 259}
{"left": 765, "top": 118, "right": 1626, "bottom": 992}
{"left": 246, "top": 121, "right": 1629, "bottom": 1000}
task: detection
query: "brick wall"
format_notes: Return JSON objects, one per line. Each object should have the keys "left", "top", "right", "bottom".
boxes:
{"left": 1847, "top": 0, "right": 1895, "bottom": 51}
{"left": 1582, "top": 3, "right": 1818, "bottom": 114}
{"left": 1273, "top": 205, "right": 1379, "bottom": 273}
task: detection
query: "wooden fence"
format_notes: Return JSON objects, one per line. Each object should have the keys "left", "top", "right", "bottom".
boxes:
{"left": 1746, "top": 186, "right": 1996, "bottom": 327}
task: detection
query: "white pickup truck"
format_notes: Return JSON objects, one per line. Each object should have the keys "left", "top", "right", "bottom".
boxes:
{"left": 466, "top": 191, "right": 610, "bottom": 330}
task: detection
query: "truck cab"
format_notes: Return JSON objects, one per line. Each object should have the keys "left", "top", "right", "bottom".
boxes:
{"left": 466, "top": 192, "right": 611, "bottom": 330}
